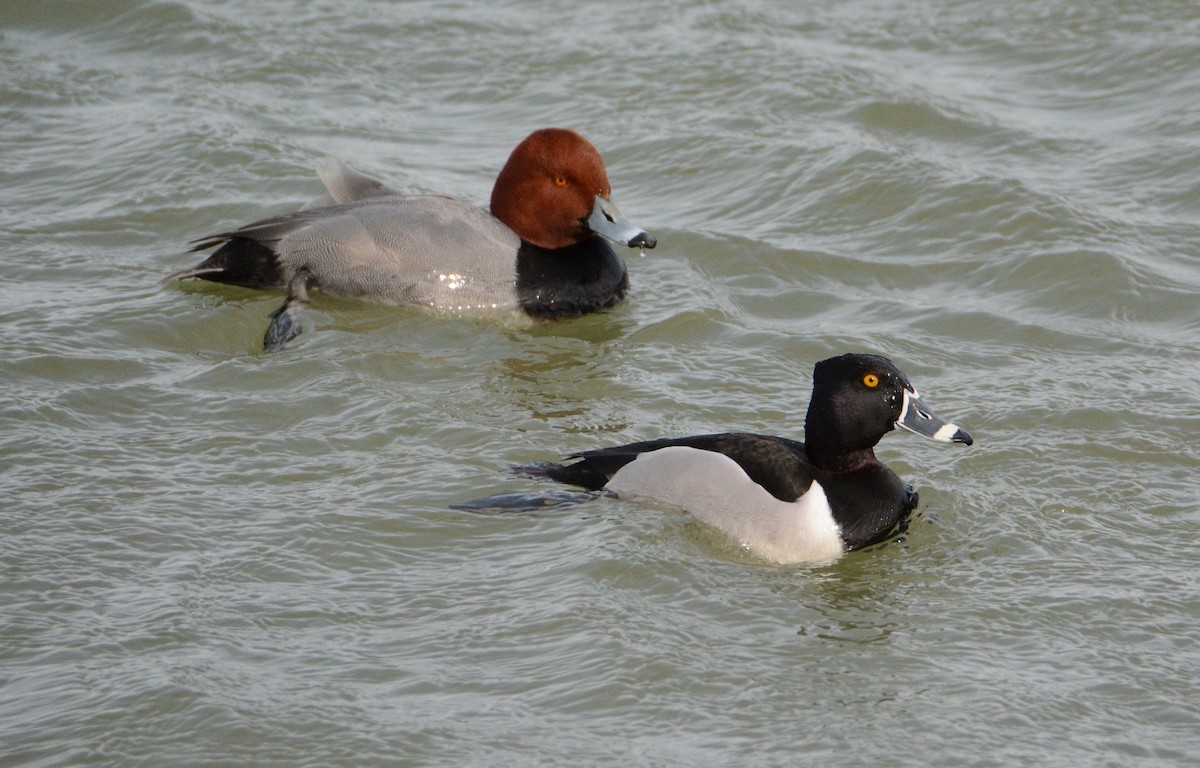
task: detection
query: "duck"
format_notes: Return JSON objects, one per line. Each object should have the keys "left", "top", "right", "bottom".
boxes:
{"left": 167, "top": 128, "right": 656, "bottom": 350}
{"left": 514, "top": 353, "right": 973, "bottom": 564}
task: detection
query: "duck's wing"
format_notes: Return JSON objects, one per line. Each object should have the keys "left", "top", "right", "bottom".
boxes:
{"left": 523, "top": 433, "right": 816, "bottom": 503}
{"left": 185, "top": 159, "right": 405, "bottom": 253}
{"left": 178, "top": 196, "right": 521, "bottom": 304}
{"left": 303, "top": 157, "right": 404, "bottom": 209}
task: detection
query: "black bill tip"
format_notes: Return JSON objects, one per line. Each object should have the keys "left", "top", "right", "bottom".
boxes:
{"left": 628, "top": 231, "right": 656, "bottom": 249}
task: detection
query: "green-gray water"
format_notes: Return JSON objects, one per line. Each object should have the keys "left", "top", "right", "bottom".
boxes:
{"left": 3, "top": 1, "right": 1198, "bottom": 765}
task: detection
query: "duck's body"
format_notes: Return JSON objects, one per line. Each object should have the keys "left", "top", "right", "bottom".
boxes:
{"left": 519, "top": 354, "right": 974, "bottom": 564}
{"left": 536, "top": 432, "right": 918, "bottom": 562}
{"left": 169, "top": 129, "right": 654, "bottom": 347}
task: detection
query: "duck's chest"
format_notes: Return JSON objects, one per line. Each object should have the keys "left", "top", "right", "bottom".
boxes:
{"left": 515, "top": 241, "right": 628, "bottom": 317}
{"left": 816, "top": 465, "right": 916, "bottom": 550}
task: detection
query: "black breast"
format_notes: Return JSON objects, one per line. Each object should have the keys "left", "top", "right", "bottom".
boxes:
{"left": 817, "top": 464, "right": 917, "bottom": 550}
{"left": 515, "top": 238, "right": 628, "bottom": 317}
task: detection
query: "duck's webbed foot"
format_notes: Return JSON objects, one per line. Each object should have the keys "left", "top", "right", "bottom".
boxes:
{"left": 264, "top": 268, "right": 317, "bottom": 352}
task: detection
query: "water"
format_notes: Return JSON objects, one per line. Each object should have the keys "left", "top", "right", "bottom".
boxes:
{"left": 2, "top": 0, "right": 1198, "bottom": 765}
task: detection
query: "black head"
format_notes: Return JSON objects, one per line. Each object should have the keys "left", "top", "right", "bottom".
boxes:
{"left": 804, "top": 353, "right": 972, "bottom": 470}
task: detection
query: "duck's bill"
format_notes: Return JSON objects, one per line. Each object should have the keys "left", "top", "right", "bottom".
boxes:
{"left": 897, "top": 389, "right": 973, "bottom": 445}
{"left": 588, "top": 196, "right": 657, "bottom": 249}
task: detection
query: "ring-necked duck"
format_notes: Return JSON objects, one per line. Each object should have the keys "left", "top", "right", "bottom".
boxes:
{"left": 514, "top": 353, "right": 973, "bottom": 564}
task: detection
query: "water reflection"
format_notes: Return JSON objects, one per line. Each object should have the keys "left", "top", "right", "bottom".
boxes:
{"left": 487, "top": 318, "right": 640, "bottom": 430}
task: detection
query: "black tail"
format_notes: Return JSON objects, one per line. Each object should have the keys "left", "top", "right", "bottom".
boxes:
{"left": 449, "top": 460, "right": 615, "bottom": 514}
{"left": 167, "top": 237, "right": 284, "bottom": 290}
{"left": 514, "top": 459, "right": 614, "bottom": 491}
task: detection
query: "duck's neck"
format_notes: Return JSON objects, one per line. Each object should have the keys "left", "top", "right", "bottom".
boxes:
{"left": 804, "top": 442, "right": 877, "bottom": 473}
{"left": 803, "top": 403, "right": 881, "bottom": 472}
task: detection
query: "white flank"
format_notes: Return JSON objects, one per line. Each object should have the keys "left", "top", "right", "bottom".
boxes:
{"left": 604, "top": 446, "right": 845, "bottom": 565}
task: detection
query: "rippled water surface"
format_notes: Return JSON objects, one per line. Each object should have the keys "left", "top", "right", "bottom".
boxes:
{"left": 3, "top": 1, "right": 1199, "bottom": 765}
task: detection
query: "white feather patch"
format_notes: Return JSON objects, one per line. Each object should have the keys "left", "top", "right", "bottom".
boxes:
{"left": 604, "top": 446, "right": 845, "bottom": 564}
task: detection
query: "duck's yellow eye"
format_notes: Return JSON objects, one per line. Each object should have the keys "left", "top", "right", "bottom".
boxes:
{"left": 863, "top": 373, "right": 880, "bottom": 388}
{"left": 555, "top": 176, "right": 568, "bottom": 187}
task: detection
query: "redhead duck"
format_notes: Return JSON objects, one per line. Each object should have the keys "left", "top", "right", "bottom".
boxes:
{"left": 479, "top": 354, "right": 973, "bottom": 564}
{"left": 168, "top": 128, "right": 656, "bottom": 349}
